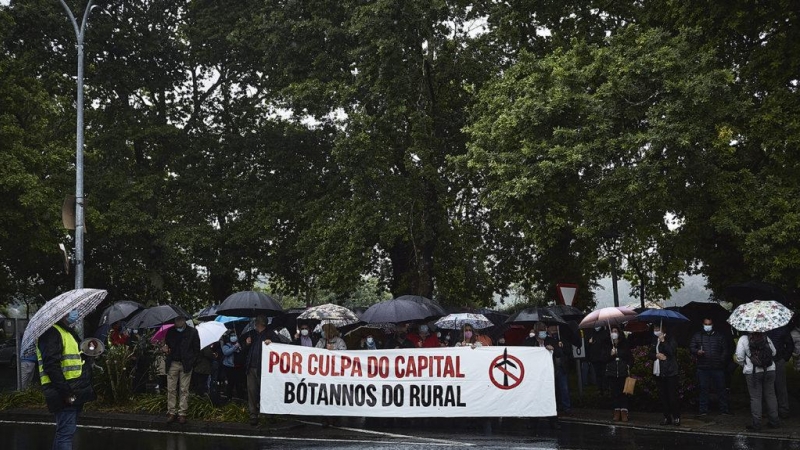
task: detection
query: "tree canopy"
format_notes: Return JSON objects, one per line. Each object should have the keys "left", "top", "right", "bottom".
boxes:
{"left": 2, "top": 0, "right": 799, "bottom": 311}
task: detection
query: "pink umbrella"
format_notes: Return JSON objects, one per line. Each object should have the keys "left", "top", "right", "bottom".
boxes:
{"left": 579, "top": 306, "right": 638, "bottom": 330}
{"left": 151, "top": 323, "right": 174, "bottom": 342}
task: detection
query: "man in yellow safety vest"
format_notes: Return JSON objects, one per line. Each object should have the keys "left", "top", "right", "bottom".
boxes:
{"left": 37, "top": 310, "right": 96, "bottom": 450}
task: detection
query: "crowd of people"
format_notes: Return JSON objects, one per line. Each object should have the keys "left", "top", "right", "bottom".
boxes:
{"left": 29, "top": 306, "right": 800, "bottom": 448}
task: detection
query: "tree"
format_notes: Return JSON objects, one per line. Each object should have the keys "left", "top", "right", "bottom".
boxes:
{"left": 464, "top": 25, "right": 737, "bottom": 303}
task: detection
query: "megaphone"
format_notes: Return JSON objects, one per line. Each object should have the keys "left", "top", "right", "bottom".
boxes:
{"left": 80, "top": 337, "right": 105, "bottom": 357}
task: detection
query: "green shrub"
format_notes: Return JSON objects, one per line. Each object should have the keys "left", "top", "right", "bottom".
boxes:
{"left": 629, "top": 345, "right": 697, "bottom": 411}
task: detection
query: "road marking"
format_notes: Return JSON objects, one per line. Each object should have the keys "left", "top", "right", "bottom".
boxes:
{"left": 0, "top": 419, "right": 468, "bottom": 447}
{"left": 295, "top": 419, "right": 476, "bottom": 446}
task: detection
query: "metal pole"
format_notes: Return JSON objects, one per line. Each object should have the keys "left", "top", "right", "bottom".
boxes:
{"left": 59, "top": 0, "right": 94, "bottom": 291}
{"left": 610, "top": 257, "right": 620, "bottom": 307}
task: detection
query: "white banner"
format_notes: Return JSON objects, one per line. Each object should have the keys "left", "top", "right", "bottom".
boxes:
{"left": 260, "top": 343, "right": 556, "bottom": 417}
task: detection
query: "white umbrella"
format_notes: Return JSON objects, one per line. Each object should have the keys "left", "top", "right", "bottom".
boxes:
{"left": 197, "top": 321, "right": 227, "bottom": 349}
{"left": 435, "top": 313, "right": 494, "bottom": 330}
{"left": 20, "top": 289, "right": 108, "bottom": 356}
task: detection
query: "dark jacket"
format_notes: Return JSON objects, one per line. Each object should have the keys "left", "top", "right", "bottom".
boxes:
{"left": 690, "top": 330, "right": 730, "bottom": 370}
{"left": 601, "top": 337, "right": 633, "bottom": 378}
{"left": 587, "top": 328, "right": 611, "bottom": 363}
{"left": 245, "top": 328, "right": 282, "bottom": 373}
{"left": 524, "top": 335, "right": 564, "bottom": 371}
{"left": 194, "top": 345, "right": 216, "bottom": 375}
{"left": 164, "top": 326, "right": 200, "bottom": 373}
{"left": 38, "top": 325, "right": 96, "bottom": 413}
{"left": 649, "top": 334, "right": 679, "bottom": 377}
{"left": 766, "top": 325, "right": 794, "bottom": 362}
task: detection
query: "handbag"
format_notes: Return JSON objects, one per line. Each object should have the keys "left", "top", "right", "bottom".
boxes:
{"left": 623, "top": 376, "right": 637, "bottom": 395}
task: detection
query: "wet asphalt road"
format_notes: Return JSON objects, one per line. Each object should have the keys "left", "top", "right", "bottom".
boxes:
{"left": 3, "top": 418, "right": 800, "bottom": 450}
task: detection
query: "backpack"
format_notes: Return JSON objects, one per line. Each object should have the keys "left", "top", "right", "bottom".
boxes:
{"left": 748, "top": 333, "right": 773, "bottom": 369}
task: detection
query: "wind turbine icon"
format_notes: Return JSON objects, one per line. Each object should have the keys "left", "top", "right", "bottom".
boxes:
{"left": 493, "top": 348, "right": 517, "bottom": 387}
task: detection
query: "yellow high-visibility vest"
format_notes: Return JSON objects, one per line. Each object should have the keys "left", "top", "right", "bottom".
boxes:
{"left": 36, "top": 324, "right": 83, "bottom": 385}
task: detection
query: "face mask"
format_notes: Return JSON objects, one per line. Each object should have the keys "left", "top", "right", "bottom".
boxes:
{"left": 230, "top": 336, "right": 238, "bottom": 343}
{"left": 176, "top": 326, "right": 185, "bottom": 332}
{"left": 67, "top": 310, "right": 79, "bottom": 325}
{"left": 321, "top": 330, "right": 327, "bottom": 339}
{"left": 366, "top": 337, "right": 374, "bottom": 345}
{"left": 300, "top": 329, "right": 309, "bottom": 336}
{"left": 464, "top": 331, "right": 473, "bottom": 340}
{"left": 529, "top": 332, "right": 536, "bottom": 338}
{"left": 538, "top": 331, "right": 548, "bottom": 339}
{"left": 610, "top": 332, "right": 619, "bottom": 340}
{"left": 595, "top": 327, "right": 601, "bottom": 332}
{"left": 703, "top": 325, "right": 713, "bottom": 332}
{"left": 653, "top": 331, "right": 662, "bottom": 337}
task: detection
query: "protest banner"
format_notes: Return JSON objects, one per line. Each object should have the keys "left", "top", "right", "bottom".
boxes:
{"left": 260, "top": 343, "right": 556, "bottom": 417}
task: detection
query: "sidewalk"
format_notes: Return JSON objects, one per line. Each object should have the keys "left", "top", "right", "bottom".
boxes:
{"left": 1, "top": 406, "right": 798, "bottom": 440}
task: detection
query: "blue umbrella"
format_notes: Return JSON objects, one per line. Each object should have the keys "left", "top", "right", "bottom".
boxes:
{"left": 636, "top": 309, "right": 690, "bottom": 329}
{"left": 215, "top": 315, "right": 250, "bottom": 325}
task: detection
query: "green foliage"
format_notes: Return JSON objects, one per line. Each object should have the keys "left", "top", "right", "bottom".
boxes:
{"left": 93, "top": 344, "right": 135, "bottom": 405}
{"left": 0, "top": 388, "right": 45, "bottom": 410}
{"left": 629, "top": 345, "right": 697, "bottom": 411}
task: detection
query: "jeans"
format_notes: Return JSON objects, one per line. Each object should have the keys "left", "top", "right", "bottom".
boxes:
{"left": 745, "top": 371, "right": 779, "bottom": 427}
{"left": 53, "top": 406, "right": 78, "bottom": 450}
{"left": 656, "top": 375, "right": 680, "bottom": 420}
{"left": 697, "top": 368, "right": 728, "bottom": 413}
{"left": 554, "top": 369, "right": 571, "bottom": 412}
{"left": 167, "top": 362, "right": 192, "bottom": 416}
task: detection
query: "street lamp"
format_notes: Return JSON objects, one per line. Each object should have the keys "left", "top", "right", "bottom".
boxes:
{"left": 59, "top": 0, "right": 95, "bottom": 289}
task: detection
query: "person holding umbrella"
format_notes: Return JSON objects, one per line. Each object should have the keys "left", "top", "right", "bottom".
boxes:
{"left": 244, "top": 315, "right": 282, "bottom": 426}
{"left": 38, "top": 310, "right": 97, "bottom": 449}
{"left": 735, "top": 331, "right": 780, "bottom": 430}
{"left": 602, "top": 326, "right": 633, "bottom": 422}
{"left": 524, "top": 322, "right": 562, "bottom": 429}
{"left": 162, "top": 316, "right": 200, "bottom": 424}
{"left": 690, "top": 317, "right": 731, "bottom": 416}
{"left": 316, "top": 323, "right": 347, "bottom": 350}
{"left": 649, "top": 324, "right": 681, "bottom": 426}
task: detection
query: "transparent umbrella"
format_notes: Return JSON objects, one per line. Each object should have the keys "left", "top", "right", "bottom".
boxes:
{"left": 20, "top": 289, "right": 108, "bottom": 356}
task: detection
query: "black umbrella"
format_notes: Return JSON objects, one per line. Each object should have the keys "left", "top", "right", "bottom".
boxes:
{"left": 361, "top": 298, "right": 434, "bottom": 324}
{"left": 126, "top": 304, "right": 192, "bottom": 329}
{"left": 195, "top": 304, "right": 220, "bottom": 321}
{"left": 724, "top": 280, "right": 787, "bottom": 303}
{"left": 678, "top": 301, "right": 733, "bottom": 342}
{"left": 216, "top": 291, "right": 283, "bottom": 317}
{"left": 98, "top": 300, "right": 145, "bottom": 326}
{"left": 394, "top": 295, "right": 447, "bottom": 317}
{"left": 546, "top": 304, "right": 585, "bottom": 321}
{"left": 505, "top": 307, "right": 566, "bottom": 325}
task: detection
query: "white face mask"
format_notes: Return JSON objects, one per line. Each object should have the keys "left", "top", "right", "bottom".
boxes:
{"left": 538, "top": 331, "right": 548, "bottom": 339}
{"left": 703, "top": 325, "right": 713, "bottom": 332}
{"left": 610, "top": 332, "right": 619, "bottom": 340}
{"left": 300, "top": 329, "right": 309, "bottom": 336}
{"left": 366, "top": 337, "right": 374, "bottom": 344}
{"left": 529, "top": 332, "right": 536, "bottom": 338}
{"left": 654, "top": 331, "right": 662, "bottom": 337}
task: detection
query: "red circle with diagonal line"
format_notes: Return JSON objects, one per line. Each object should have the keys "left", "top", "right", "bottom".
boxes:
{"left": 489, "top": 352, "right": 525, "bottom": 390}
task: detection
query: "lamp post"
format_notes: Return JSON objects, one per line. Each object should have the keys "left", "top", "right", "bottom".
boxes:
{"left": 59, "top": 0, "right": 94, "bottom": 289}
